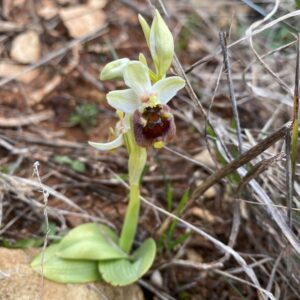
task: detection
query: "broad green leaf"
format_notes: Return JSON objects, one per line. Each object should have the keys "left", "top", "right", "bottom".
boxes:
{"left": 31, "top": 244, "right": 101, "bottom": 283}
{"left": 98, "top": 238, "right": 156, "bottom": 286}
{"left": 57, "top": 223, "right": 128, "bottom": 261}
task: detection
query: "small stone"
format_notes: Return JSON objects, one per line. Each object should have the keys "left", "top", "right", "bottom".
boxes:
{"left": 10, "top": 31, "right": 41, "bottom": 64}
{"left": 150, "top": 270, "right": 163, "bottom": 287}
{"left": 59, "top": 5, "right": 106, "bottom": 38}
{"left": 0, "top": 248, "right": 144, "bottom": 300}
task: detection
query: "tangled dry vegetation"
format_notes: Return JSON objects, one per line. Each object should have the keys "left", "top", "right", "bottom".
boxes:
{"left": 1, "top": 0, "right": 300, "bottom": 299}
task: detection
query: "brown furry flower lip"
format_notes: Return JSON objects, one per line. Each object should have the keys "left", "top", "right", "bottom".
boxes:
{"left": 133, "top": 104, "right": 176, "bottom": 147}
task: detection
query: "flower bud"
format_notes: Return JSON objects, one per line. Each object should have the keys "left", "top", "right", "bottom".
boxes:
{"left": 100, "top": 58, "right": 129, "bottom": 81}
{"left": 149, "top": 10, "right": 174, "bottom": 78}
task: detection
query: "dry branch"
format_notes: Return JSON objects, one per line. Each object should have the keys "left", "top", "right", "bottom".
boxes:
{"left": 192, "top": 122, "right": 291, "bottom": 199}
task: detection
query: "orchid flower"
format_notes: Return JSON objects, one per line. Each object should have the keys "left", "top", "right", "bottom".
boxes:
{"left": 91, "top": 61, "right": 185, "bottom": 149}
{"left": 32, "top": 8, "right": 186, "bottom": 288}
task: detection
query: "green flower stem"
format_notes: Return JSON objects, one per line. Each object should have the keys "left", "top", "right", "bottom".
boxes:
{"left": 119, "top": 127, "right": 147, "bottom": 253}
{"left": 119, "top": 184, "right": 140, "bottom": 253}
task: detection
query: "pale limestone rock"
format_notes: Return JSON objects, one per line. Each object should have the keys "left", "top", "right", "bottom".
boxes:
{"left": 10, "top": 31, "right": 41, "bottom": 64}
{"left": 0, "top": 248, "right": 144, "bottom": 300}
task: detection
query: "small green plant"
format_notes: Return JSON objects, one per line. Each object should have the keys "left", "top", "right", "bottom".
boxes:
{"left": 160, "top": 188, "right": 191, "bottom": 251}
{"left": 54, "top": 155, "right": 86, "bottom": 173}
{"left": 31, "top": 9, "right": 185, "bottom": 286}
{"left": 69, "top": 103, "right": 99, "bottom": 130}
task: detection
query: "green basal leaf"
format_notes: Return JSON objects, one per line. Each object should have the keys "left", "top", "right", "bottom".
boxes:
{"left": 57, "top": 223, "right": 128, "bottom": 261}
{"left": 98, "top": 238, "right": 156, "bottom": 286}
{"left": 31, "top": 244, "right": 101, "bottom": 283}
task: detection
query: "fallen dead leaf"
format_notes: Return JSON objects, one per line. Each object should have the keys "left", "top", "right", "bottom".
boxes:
{"left": 189, "top": 207, "right": 223, "bottom": 223}
{"left": 30, "top": 75, "right": 62, "bottom": 106}
{"left": 37, "top": 0, "right": 59, "bottom": 20}
{"left": 88, "top": 0, "right": 107, "bottom": 9}
{"left": 0, "top": 62, "right": 39, "bottom": 83}
{"left": 194, "top": 178, "right": 217, "bottom": 198}
{"left": 193, "top": 149, "right": 215, "bottom": 168}
{"left": 10, "top": 31, "right": 41, "bottom": 64}
{"left": 204, "top": 186, "right": 216, "bottom": 199}
{"left": 59, "top": 5, "right": 106, "bottom": 38}
{"left": 3, "top": 0, "right": 26, "bottom": 18}
{"left": 186, "top": 249, "right": 204, "bottom": 263}
{"left": 0, "top": 21, "right": 22, "bottom": 32}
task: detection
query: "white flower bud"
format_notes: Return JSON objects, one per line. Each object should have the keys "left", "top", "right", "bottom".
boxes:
{"left": 149, "top": 10, "right": 174, "bottom": 78}
{"left": 100, "top": 58, "right": 129, "bottom": 81}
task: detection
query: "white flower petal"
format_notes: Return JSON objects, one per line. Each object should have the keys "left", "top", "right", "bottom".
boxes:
{"left": 89, "top": 134, "right": 124, "bottom": 151}
{"left": 107, "top": 89, "right": 140, "bottom": 113}
{"left": 123, "top": 61, "right": 151, "bottom": 97}
{"left": 152, "top": 76, "right": 185, "bottom": 104}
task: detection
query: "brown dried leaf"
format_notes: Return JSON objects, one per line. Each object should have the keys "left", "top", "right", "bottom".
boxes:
{"left": 189, "top": 207, "right": 223, "bottom": 223}
{"left": 59, "top": 5, "right": 106, "bottom": 38}
{"left": 0, "top": 21, "right": 22, "bottom": 32}
{"left": 37, "top": 0, "right": 59, "bottom": 20}
{"left": 186, "top": 249, "right": 204, "bottom": 263}
{"left": 193, "top": 149, "right": 215, "bottom": 168}
{"left": 88, "top": 0, "right": 107, "bottom": 9}
{"left": 30, "top": 75, "right": 62, "bottom": 106}
{"left": 0, "top": 61, "right": 39, "bottom": 83}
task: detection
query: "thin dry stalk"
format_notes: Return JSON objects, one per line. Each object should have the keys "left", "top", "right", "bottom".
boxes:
{"left": 219, "top": 31, "right": 243, "bottom": 154}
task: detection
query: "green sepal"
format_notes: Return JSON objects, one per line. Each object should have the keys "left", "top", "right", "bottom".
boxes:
{"left": 98, "top": 238, "right": 156, "bottom": 286}
{"left": 56, "top": 223, "right": 128, "bottom": 261}
{"left": 138, "top": 14, "right": 150, "bottom": 47}
{"left": 138, "top": 53, "right": 148, "bottom": 67}
{"left": 31, "top": 244, "right": 101, "bottom": 283}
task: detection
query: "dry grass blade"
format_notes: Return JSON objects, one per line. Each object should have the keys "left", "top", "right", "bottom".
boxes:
{"left": 0, "top": 110, "right": 54, "bottom": 127}
{"left": 291, "top": 34, "right": 300, "bottom": 183}
{"left": 185, "top": 9, "right": 300, "bottom": 74}
{"left": 219, "top": 32, "right": 243, "bottom": 154}
{"left": 237, "top": 153, "right": 285, "bottom": 194}
{"left": 286, "top": 131, "right": 293, "bottom": 229}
